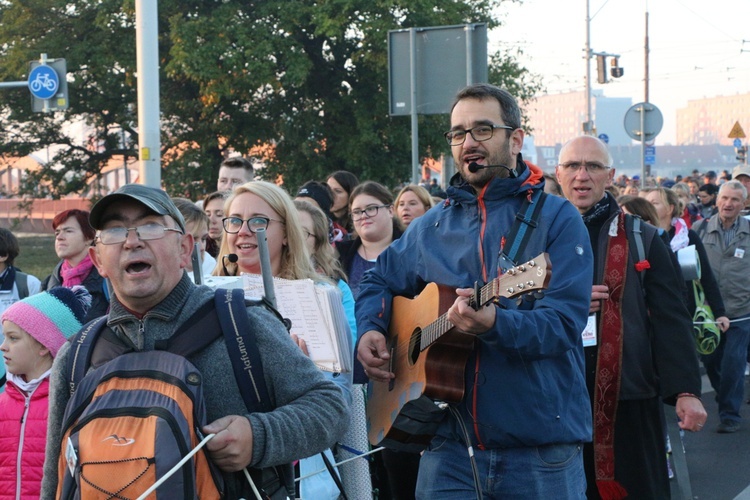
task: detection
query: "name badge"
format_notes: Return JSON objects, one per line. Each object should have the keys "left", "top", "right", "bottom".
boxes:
{"left": 582, "top": 314, "right": 597, "bottom": 347}
{"left": 735, "top": 248, "right": 745, "bottom": 259}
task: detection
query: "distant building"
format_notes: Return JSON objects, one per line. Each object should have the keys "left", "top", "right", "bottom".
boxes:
{"left": 676, "top": 92, "right": 750, "bottom": 146}
{"left": 524, "top": 90, "right": 632, "bottom": 147}
{"left": 529, "top": 143, "right": 736, "bottom": 179}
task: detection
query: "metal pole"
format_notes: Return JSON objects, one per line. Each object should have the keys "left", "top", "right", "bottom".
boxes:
{"left": 409, "top": 28, "right": 420, "bottom": 185}
{"left": 135, "top": 0, "right": 161, "bottom": 188}
{"left": 466, "top": 24, "right": 474, "bottom": 85}
{"left": 585, "top": 0, "right": 592, "bottom": 134}
{"left": 640, "top": 105, "right": 646, "bottom": 183}
{"left": 255, "top": 228, "right": 277, "bottom": 308}
{"left": 644, "top": 11, "right": 650, "bottom": 103}
{"left": 0, "top": 82, "right": 28, "bottom": 89}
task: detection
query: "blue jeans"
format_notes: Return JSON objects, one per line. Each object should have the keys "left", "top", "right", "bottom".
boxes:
{"left": 416, "top": 437, "right": 586, "bottom": 499}
{"left": 702, "top": 313, "right": 750, "bottom": 422}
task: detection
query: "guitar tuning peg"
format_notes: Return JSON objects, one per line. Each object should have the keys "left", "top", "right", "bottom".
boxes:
{"left": 533, "top": 291, "right": 545, "bottom": 300}
{"left": 516, "top": 297, "right": 524, "bottom": 307}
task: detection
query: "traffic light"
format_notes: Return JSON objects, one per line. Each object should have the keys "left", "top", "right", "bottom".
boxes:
{"left": 29, "top": 58, "right": 68, "bottom": 113}
{"left": 596, "top": 55, "right": 608, "bottom": 84}
{"left": 610, "top": 57, "right": 624, "bottom": 78}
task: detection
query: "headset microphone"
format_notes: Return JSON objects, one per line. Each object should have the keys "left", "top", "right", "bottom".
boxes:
{"left": 467, "top": 162, "right": 518, "bottom": 178}
{"left": 222, "top": 253, "right": 239, "bottom": 275}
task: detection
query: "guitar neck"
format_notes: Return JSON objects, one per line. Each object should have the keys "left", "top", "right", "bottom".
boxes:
{"left": 419, "top": 280, "right": 496, "bottom": 352}
{"left": 417, "top": 253, "right": 551, "bottom": 352}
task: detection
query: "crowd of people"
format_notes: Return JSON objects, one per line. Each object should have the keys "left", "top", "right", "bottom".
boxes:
{"left": 1, "top": 82, "right": 749, "bottom": 499}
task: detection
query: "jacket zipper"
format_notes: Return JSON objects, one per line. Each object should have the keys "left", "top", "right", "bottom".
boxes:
{"left": 16, "top": 392, "right": 31, "bottom": 500}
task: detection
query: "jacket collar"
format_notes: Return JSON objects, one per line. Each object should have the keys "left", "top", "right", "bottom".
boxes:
{"left": 446, "top": 153, "right": 543, "bottom": 204}
{"left": 107, "top": 272, "right": 194, "bottom": 335}
{"left": 705, "top": 213, "right": 750, "bottom": 234}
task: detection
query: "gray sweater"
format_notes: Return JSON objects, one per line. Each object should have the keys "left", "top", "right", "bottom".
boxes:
{"left": 41, "top": 273, "right": 348, "bottom": 498}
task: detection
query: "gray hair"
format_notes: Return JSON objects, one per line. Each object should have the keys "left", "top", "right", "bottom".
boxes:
{"left": 719, "top": 180, "right": 748, "bottom": 200}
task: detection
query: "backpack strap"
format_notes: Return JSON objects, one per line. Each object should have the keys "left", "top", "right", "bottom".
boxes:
{"left": 214, "top": 288, "right": 272, "bottom": 412}
{"left": 14, "top": 271, "right": 29, "bottom": 299}
{"left": 499, "top": 189, "right": 547, "bottom": 272}
{"left": 66, "top": 316, "right": 109, "bottom": 395}
{"left": 632, "top": 216, "right": 646, "bottom": 264}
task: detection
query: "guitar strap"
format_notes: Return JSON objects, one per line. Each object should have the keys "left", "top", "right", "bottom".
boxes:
{"left": 498, "top": 188, "right": 547, "bottom": 272}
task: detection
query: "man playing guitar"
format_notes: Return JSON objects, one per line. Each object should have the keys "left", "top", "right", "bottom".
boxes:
{"left": 356, "top": 83, "right": 594, "bottom": 499}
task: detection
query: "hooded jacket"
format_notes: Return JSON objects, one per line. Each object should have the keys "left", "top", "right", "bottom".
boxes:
{"left": 0, "top": 378, "right": 49, "bottom": 499}
{"left": 356, "top": 161, "right": 594, "bottom": 449}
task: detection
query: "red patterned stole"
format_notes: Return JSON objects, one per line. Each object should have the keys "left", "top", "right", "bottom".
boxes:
{"left": 595, "top": 213, "right": 629, "bottom": 500}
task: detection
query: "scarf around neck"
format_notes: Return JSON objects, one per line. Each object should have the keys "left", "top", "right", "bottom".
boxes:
{"left": 670, "top": 217, "right": 690, "bottom": 252}
{"left": 61, "top": 254, "right": 94, "bottom": 287}
{"left": 582, "top": 194, "right": 613, "bottom": 227}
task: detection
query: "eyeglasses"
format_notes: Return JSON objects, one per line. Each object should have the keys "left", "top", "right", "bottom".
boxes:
{"left": 444, "top": 124, "right": 515, "bottom": 146}
{"left": 351, "top": 204, "right": 391, "bottom": 221}
{"left": 95, "top": 223, "right": 183, "bottom": 245}
{"left": 222, "top": 216, "right": 284, "bottom": 234}
{"left": 558, "top": 161, "right": 611, "bottom": 174}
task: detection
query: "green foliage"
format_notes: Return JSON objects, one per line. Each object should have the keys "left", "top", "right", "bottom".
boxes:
{"left": 0, "top": 0, "right": 541, "bottom": 198}
{"left": 14, "top": 234, "right": 57, "bottom": 281}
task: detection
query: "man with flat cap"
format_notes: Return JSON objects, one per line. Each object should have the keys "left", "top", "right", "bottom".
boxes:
{"left": 41, "top": 184, "right": 347, "bottom": 498}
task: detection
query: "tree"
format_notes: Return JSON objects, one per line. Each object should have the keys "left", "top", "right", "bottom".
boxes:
{"left": 0, "top": 0, "right": 541, "bottom": 199}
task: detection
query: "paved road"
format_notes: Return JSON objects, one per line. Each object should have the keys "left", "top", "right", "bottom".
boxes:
{"left": 673, "top": 372, "right": 750, "bottom": 499}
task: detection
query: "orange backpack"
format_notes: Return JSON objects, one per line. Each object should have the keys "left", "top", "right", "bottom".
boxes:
{"left": 56, "top": 289, "right": 292, "bottom": 499}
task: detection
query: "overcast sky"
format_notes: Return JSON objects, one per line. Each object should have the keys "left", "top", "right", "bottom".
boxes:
{"left": 489, "top": 0, "right": 750, "bottom": 144}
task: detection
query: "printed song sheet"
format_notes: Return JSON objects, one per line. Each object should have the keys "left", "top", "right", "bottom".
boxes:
{"left": 242, "top": 274, "right": 352, "bottom": 372}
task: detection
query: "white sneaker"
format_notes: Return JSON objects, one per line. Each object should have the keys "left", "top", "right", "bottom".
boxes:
{"left": 745, "top": 362, "right": 749, "bottom": 376}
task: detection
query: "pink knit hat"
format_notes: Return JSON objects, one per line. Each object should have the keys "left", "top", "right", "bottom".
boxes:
{"left": 1, "top": 286, "right": 91, "bottom": 357}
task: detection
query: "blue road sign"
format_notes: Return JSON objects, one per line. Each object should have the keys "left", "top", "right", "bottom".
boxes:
{"left": 598, "top": 133, "right": 609, "bottom": 144}
{"left": 644, "top": 145, "right": 656, "bottom": 156}
{"left": 734, "top": 138, "right": 743, "bottom": 148}
{"left": 28, "top": 64, "right": 59, "bottom": 100}
{"left": 644, "top": 156, "right": 655, "bottom": 164}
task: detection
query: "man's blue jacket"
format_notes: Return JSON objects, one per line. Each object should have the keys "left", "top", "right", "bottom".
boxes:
{"left": 356, "top": 162, "right": 594, "bottom": 449}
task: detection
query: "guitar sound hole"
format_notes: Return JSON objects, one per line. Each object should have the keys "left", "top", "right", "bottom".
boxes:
{"left": 408, "top": 328, "right": 421, "bottom": 366}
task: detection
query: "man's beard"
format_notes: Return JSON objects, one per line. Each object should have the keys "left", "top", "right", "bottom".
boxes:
{"left": 459, "top": 146, "right": 515, "bottom": 187}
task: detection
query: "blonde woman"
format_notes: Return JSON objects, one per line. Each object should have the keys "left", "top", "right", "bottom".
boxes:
{"left": 395, "top": 184, "right": 433, "bottom": 228}
{"left": 215, "top": 182, "right": 352, "bottom": 499}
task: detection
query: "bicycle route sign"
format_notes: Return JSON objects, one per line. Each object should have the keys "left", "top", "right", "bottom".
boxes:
{"left": 28, "top": 64, "right": 59, "bottom": 100}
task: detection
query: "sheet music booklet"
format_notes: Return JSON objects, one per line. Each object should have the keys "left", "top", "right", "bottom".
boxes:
{"left": 242, "top": 274, "right": 353, "bottom": 373}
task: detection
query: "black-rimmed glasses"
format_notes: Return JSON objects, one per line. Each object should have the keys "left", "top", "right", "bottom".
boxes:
{"left": 350, "top": 204, "right": 391, "bottom": 221}
{"left": 444, "top": 124, "right": 515, "bottom": 146}
{"left": 222, "top": 216, "right": 285, "bottom": 234}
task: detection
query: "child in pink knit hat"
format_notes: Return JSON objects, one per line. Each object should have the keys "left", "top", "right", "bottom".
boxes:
{"left": 0, "top": 286, "right": 90, "bottom": 499}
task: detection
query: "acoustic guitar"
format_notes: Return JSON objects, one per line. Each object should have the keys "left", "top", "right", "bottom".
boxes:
{"left": 366, "top": 253, "right": 551, "bottom": 452}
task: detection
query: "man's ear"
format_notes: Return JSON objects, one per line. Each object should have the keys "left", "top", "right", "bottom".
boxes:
{"left": 511, "top": 128, "right": 525, "bottom": 156}
{"left": 89, "top": 245, "right": 108, "bottom": 279}
{"left": 607, "top": 168, "right": 616, "bottom": 188}
{"left": 179, "top": 232, "right": 195, "bottom": 269}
